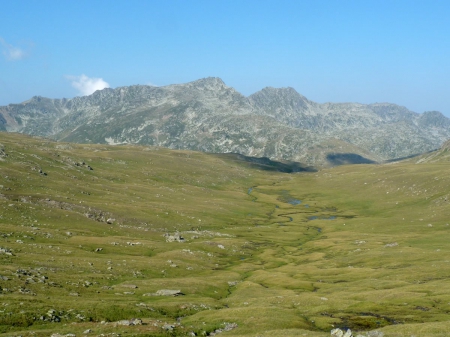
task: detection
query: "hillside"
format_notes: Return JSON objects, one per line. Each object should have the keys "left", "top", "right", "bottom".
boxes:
{"left": 2, "top": 132, "right": 450, "bottom": 336}
{"left": 1, "top": 78, "right": 449, "bottom": 167}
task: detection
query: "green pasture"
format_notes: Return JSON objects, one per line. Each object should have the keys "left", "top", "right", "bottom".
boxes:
{"left": 1, "top": 132, "right": 450, "bottom": 336}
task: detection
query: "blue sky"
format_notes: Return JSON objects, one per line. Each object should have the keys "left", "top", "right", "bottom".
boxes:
{"left": 1, "top": 0, "right": 450, "bottom": 116}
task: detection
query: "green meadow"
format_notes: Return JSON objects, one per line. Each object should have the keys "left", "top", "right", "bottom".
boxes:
{"left": 1, "top": 132, "right": 450, "bottom": 336}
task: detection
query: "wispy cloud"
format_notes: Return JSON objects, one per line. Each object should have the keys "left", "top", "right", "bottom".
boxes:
{"left": 0, "top": 37, "right": 26, "bottom": 61}
{"left": 67, "top": 74, "right": 110, "bottom": 96}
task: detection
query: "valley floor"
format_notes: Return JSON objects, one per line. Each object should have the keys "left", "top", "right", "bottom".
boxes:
{"left": 1, "top": 133, "right": 450, "bottom": 336}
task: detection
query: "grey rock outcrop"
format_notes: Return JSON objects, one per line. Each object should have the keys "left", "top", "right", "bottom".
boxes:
{"left": 331, "top": 328, "right": 353, "bottom": 337}
{"left": 331, "top": 328, "right": 384, "bottom": 337}
{"left": 115, "top": 318, "right": 143, "bottom": 326}
{"left": 165, "top": 232, "right": 185, "bottom": 242}
{"left": 144, "top": 289, "right": 183, "bottom": 296}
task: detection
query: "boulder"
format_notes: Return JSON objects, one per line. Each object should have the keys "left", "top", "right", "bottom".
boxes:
{"left": 144, "top": 289, "right": 184, "bottom": 296}
{"left": 331, "top": 328, "right": 353, "bottom": 337}
{"left": 156, "top": 289, "right": 183, "bottom": 296}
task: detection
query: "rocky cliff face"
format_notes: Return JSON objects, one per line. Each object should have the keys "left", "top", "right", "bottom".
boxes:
{"left": 1, "top": 77, "right": 449, "bottom": 167}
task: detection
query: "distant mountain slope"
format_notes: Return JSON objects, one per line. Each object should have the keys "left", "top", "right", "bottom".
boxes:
{"left": 1, "top": 77, "right": 449, "bottom": 166}
{"left": 410, "top": 138, "right": 450, "bottom": 164}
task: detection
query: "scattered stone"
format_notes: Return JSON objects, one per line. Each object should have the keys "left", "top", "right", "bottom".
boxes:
{"left": 16, "top": 268, "right": 31, "bottom": 276}
{"left": 385, "top": 242, "right": 398, "bottom": 248}
{"left": 0, "top": 145, "right": 7, "bottom": 158}
{"left": 106, "top": 218, "right": 115, "bottom": 224}
{"left": 217, "top": 244, "right": 225, "bottom": 249}
{"left": 116, "top": 318, "right": 142, "bottom": 326}
{"left": 46, "top": 309, "right": 61, "bottom": 322}
{"left": 162, "top": 323, "right": 175, "bottom": 331}
{"left": 331, "top": 328, "right": 358, "bottom": 337}
{"left": 0, "top": 247, "right": 14, "bottom": 256}
{"left": 209, "top": 322, "right": 238, "bottom": 335}
{"left": 122, "top": 284, "right": 138, "bottom": 289}
{"left": 18, "top": 287, "right": 36, "bottom": 295}
{"left": 76, "top": 313, "right": 86, "bottom": 321}
{"left": 164, "top": 232, "right": 185, "bottom": 242}
{"left": 83, "top": 329, "right": 92, "bottom": 334}
{"left": 95, "top": 248, "right": 103, "bottom": 252}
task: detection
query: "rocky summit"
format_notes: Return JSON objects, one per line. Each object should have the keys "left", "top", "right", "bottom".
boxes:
{"left": 1, "top": 77, "right": 449, "bottom": 166}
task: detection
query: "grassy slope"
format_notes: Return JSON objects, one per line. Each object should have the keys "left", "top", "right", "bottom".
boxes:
{"left": 1, "top": 132, "right": 450, "bottom": 336}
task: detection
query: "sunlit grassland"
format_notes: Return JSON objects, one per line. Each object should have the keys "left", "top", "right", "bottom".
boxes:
{"left": 1, "top": 132, "right": 450, "bottom": 336}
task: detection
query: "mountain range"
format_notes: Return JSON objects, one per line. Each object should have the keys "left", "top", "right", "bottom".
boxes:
{"left": 1, "top": 77, "right": 449, "bottom": 167}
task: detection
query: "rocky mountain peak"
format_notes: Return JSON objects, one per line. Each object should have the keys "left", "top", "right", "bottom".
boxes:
{"left": 249, "top": 86, "right": 311, "bottom": 113}
{"left": 418, "top": 110, "right": 450, "bottom": 128}
{"left": 187, "top": 77, "right": 227, "bottom": 90}
{"left": 1, "top": 77, "right": 450, "bottom": 167}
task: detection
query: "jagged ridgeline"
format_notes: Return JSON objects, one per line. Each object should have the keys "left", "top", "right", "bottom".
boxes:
{"left": 2, "top": 132, "right": 450, "bottom": 336}
{"left": 1, "top": 77, "right": 449, "bottom": 167}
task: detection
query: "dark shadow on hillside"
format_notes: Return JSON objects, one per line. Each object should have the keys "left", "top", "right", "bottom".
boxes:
{"left": 383, "top": 150, "right": 434, "bottom": 163}
{"left": 326, "top": 153, "right": 377, "bottom": 166}
{"left": 217, "top": 153, "right": 317, "bottom": 173}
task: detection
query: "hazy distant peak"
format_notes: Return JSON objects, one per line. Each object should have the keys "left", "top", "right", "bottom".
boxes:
{"left": 249, "top": 86, "right": 311, "bottom": 111}
{"left": 260, "top": 86, "right": 303, "bottom": 95}
{"left": 418, "top": 110, "right": 450, "bottom": 127}
{"left": 189, "top": 77, "right": 227, "bottom": 89}
{"left": 28, "top": 96, "right": 49, "bottom": 103}
{"left": 20, "top": 96, "right": 57, "bottom": 107}
{"left": 422, "top": 110, "right": 445, "bottom": 117}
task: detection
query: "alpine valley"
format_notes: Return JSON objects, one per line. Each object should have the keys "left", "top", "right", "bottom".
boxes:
{"left": 1, "top": 77, "right": 449, "bottom": 167}
{"left": 3, "top": 78, "right": 450, "bottom": 337}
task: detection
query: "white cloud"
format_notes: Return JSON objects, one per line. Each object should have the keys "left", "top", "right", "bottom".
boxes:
{"left": 67, "top": 74, "right": 110, "bottom": 96}
{"left": 0, "top": 37, "right": 26, "bottom": 61}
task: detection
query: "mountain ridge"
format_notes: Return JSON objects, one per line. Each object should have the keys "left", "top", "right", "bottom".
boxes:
{"left": 1, "top": 77, "right": 449, "bottom": 167}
